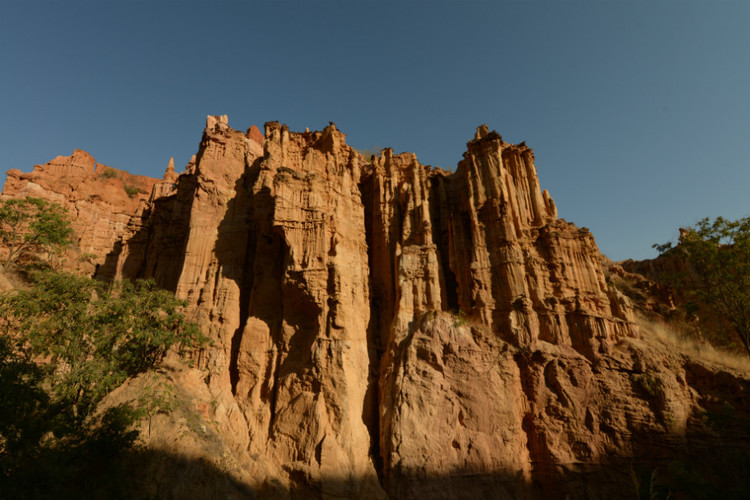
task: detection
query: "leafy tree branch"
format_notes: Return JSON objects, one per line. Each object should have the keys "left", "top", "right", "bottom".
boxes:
{"left": 0, "top": 270, "right": 207, "bottom": 497}
{"left": 654, "top": 216, "right": 750, "bottom": 355}
{"left": 0, "top": 197, "right": 73, "bottom": 270}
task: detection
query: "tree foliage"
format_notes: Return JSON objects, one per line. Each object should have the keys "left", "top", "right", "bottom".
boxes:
{"left": 0, "top": 197, "right": 73, "bottom": 270}
{"left": 654, "top": 216, "right": 750, "bottom": 355}
{"left": 0, "top": 334, "right": 49, "bottom": 457}
{"left": 0, "top": 270, "right": 205, "bottom": 418}
{"left": 0, "top": 270, "right": 206, "bottom": 497}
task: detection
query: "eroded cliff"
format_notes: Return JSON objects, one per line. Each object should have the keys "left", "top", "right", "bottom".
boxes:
{"left": 1, "top": 149, "right": 163, "bottom": 271}
{"left": 5, "top": 117, "right": 749, "bottom": 499}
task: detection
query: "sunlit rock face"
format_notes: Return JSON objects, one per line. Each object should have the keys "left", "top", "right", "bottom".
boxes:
{"left": 10, "top": 117, "right": 748, "bottom": 499}
{"left": 1, "top": 149, "right": 162, "bottom": 272}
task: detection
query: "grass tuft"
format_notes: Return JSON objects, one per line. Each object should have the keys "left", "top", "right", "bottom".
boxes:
{"left": 639, "top": 317, "right": 750, "bottom": 371}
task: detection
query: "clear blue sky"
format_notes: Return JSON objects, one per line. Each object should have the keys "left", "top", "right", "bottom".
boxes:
{"left": 1, "top": 1, "right": 748, "bottom": 260}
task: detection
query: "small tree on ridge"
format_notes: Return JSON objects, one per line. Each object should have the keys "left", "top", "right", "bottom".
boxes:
{"left": 0, "top": 197, "right": 73, "bottom": 270}
{"left": 654, "top": 216, "right": 750, "bottom": 355}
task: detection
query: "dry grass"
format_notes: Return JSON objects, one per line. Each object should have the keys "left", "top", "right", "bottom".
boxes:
{"left": 0, "top": 268, "right": 31, "bottom": 292}
{"left": 639, "top": 316, "right": 750, "bottom": 372}
{"left": 0, "top": 270, "right": 13, "bottom": 292}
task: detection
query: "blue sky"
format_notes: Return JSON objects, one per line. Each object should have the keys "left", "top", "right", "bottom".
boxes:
{"left": 1, "top": 1, "right": 748, "bottom": 260}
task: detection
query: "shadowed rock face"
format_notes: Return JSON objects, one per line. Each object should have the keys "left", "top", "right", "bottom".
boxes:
{"left": 5, "top": 117, "right": 749, "bottom": 499}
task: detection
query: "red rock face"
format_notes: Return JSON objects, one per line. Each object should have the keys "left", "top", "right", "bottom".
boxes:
{"left": 7, "top": 118, "right": 749, "bottom": 498}
{"left": 1, "top": 148, "right": 161, "bottom": 271}
{"left": 364, "top": 126, "right": 641, "bottom": 498}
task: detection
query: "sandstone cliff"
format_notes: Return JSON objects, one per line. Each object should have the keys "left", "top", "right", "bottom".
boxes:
{"left": 1, "top": 149, "right": 163, "bottom": 271}
{"left": 5, "top": 118, "right": 749, "bottom": 499}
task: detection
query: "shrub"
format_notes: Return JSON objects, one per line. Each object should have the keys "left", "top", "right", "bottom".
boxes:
{"left": 99, "top": 168, "right": 119, "bottom": 179}
{"left": 0, "top": 271, "right": 206, "bottom": 497}
{"left": 355, "top": 146, "right": 382, "bottom": 162}
{"left": 0, "top": 270, "right": 206, "bottom": 419}
{"left": 123, "top": 184, "right": 143, "bottom": 198}
{"left": 632, "top": 373, "right": 662, "bottom": 398}
{"left": 452, "top": 309, "right": 469, "bottom": 327}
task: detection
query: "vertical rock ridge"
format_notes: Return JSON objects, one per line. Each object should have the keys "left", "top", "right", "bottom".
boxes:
{"left": 97, "top": 120, "right": 687, "bottom": 500}
{"left": 10, "top": 119, "right": 750, "bottom": 498}
{"left": 235, "top": 121, "right": 385, "bottom": 498}
{"left": 440, "top": 126, "right": 635, "bottom": 352}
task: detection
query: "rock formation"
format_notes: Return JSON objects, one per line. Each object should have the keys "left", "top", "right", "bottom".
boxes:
{"left": 4, "top": 117, "right": 749, "bottom": 499}
{"left": 1, "top": 149, "right": 162, "bottom": 271}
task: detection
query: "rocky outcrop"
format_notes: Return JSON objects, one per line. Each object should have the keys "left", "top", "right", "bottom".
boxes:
{"left": 113, "top": 118, "right": 385, "bottom": 498}
{"left": 8, "top": 118, "right": 749, "bottom": 499}
{"left": 346, "top": 124, "right": 641, "bottom": 498}
{"left": 1, "top": 149, "right": 164, "bottom": 271}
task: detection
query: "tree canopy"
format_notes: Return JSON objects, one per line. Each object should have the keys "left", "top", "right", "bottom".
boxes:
{"left": 0, "top": 197, "right": 73, "bottom": 270}
{"left": 0, "top": 270, "right": 206, "bottom": 498}
{"left": 0, "top": 270, "right": 205, "bottom": 418}
{"left": 654, "top": 216, "right": 750, "bottom": 355}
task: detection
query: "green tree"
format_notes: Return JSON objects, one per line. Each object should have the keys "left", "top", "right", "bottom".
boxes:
{"left": 0, "top": 270, "right": 206, "bottom": 498}
{"left": 0, "top": 334, "right": 49, "bottom": 459}
{"left": 0, "top": 270, "right": 205, "bottom": 419}
{"left": 654, "top": 216, "right": 750, "bottom": 355}
{"left": 0, "top": 197, "right": 73, "bottom": 270}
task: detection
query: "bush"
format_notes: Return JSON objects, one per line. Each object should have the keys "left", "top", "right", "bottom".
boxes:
{"left": 355, "top": 146, "right": 382, "bottom": 162}
{"left": 632, "top": 373, "right": 662, "bottom": 398}
{"left": 123, "top": 184, "right": 143, "bottom": 198}
{"left": 99, "top": 168, "right": 119, "bottom": 179}
{"left": 0, "top": 271, "right": 206, "bottom": 417}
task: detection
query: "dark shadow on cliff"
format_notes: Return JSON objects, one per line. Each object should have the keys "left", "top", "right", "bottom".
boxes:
{"left": 2, "top": 444, "right": 748, "bottom": 500}
{"left": 212, "top": 159, "right": 261, "bottom": 393}
{"left": 95, "top": 174, "right": 200, "bottom": 291}
{"left": 207, "top": 157, "right": 286, "bottom": 398}
{"left": 0, "top": 446, "right": 257, "bottom": 500}
{"left": 358, "top": 169, "right": 387, "bottom": 482}
{"left": 97, "top": 239, "right": 124, "bottom": 281}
